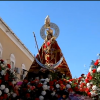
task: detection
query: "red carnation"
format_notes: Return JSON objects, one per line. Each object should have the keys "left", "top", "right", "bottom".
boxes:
{"left": 3, "top": 94, "right": 8, "bottom": 99}
{"left": 49, "top": 81, "right": 54, "bottom": 86}
{"left": 30, "top": 80, "right": 35, "bottom": 84}
{"left": 4, "top": 73, "right": 9, "bottom": 81}
{"left": 35, "top": 98, "right": 39, "bottom": 100}
{"left": 23, "top": 79, "right": 28, "bottom": 83}
{"left": 89, "top": 76, "right": 92, "bottom": 80}
{"left": 85, "top": 88, "right": 89, "bottom": 93}
{"left": 92, "top": 69, "right": 96, "bottom": 73}
{"left": 50, "top": 86, "right": 54, "bottom": 90}
{"left": 7, "top": 64, "right": 11, "bottom": 69}
{"left": 26, "top": 93, "right": 30, "bottom": 98}
{"left": 37, "top": 83, "right": 43, "bottom": 88}
{"left": 0, "top": 79, "right": 2, "bottom": 84}
{"left": 69, "top": 79, "right": 73, "bottom": 81}
{"left": 0, "top": 96, "right": 3, "bottom": 100}
{"left": 94, "top": 59, "right": 99, "bottom": 66}
{"left": 74, "top": 87, "right": 79, "bottom": 91}
{"left": 68, "top": 88, "right": 73, "bottom": 92}
{"left": 85, "top": 79, "right": 89, "bottom": 83}
{"left": 87, "top": 92, "right": 91, "bottom": 97}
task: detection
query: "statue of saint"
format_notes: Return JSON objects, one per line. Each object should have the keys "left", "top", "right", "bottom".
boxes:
{"left": 26, "top": 16, "right": 72, "bottom": 79}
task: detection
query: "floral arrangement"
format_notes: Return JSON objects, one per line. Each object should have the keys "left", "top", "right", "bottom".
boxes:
{"left": 0, "top": 59, "right": 18, "bottom": 100}
{"left": 0, "top": 57, "right": 100, "bottom": 100}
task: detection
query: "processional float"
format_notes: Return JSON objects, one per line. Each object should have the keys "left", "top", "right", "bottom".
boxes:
{"left": 33, "top": 15, "right": 63, "bottom": 70}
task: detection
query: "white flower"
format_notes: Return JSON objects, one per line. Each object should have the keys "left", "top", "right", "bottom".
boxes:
{"left": 87, "top": 83, "right": 90, "bottom": 87}
{"left": 43, "top": 81, "right": 47, "bottom": 85}
{"left": 81, "top": 78, "right": 84, "bottom": 81}
{"left": 39, "top": 95, "right": 44, "bottom": 100}
{"left": 3, "top": 60, "right": 7, "bottom": 65}
{"left": 83, "top": 74, "right": 86, "bottom": 78}
{"left": 1, "top": 70, "right": 6, "bottom": 75}
{"left": 45, "top": 78, "right": 50, "bottom": 82}
{"left": 66, "top": 84, "right": 71, "bottom": 89}
{"left": 0, "top": 85, "right": 5, "bottom": 90}
{"left": 40, "top": 78, "right": 45, "bottom": 81}
{"left": 12, "top": 93, "right": 17, "bottom": 97}
{"left": 97, "top": 67, "right": 100, "bottom": 72}
{"left": 56, "top": 84, "right": 60, "bottom": 88}
{"left": 51, "top": 91, "right": 55, "bottom": 96}
{"left": 0, "top": 90, "right": 2, "bottom": 96}
{"left": 42, "top": 85, "right": 48, "bottom": 90}
{"left": 92, "top": 85, "right": 98, "bottom": 90}
{"left": 90, "top": 91, "right": 97, "bottom": 97}
{"left": 4, "top": 88, "right": 9, "bottom": 93}
{"left": 41, "top": 91, "right": 46, "bottom": 95}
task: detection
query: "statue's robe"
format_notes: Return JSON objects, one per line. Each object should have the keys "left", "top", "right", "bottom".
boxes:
{"left": 26, "top": 38, "right": 72, "bottom": 79}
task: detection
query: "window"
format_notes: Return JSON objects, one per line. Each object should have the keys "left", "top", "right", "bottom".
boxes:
{"left": 21, "top": 64, "right": 26, "bottom": 80}
{"left": 10, "top": 54, "right": 15, "bottom": 70}
{"left": 22, "top": 64, "right": 26, "bottom": 70}
{"left": 0, "top": 43, "right": 3, "bottom": 58}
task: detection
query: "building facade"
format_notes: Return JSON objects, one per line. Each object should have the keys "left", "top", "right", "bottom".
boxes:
{"left": 0, "top": 18, "right": 34, "bottom": 81}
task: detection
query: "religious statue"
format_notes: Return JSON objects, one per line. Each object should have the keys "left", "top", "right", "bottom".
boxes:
{"left": 26, "top": 15, "right": 72, "bottom": 79}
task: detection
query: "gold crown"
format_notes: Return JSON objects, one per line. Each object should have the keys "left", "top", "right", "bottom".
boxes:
{"left": 46, "top": 28, "right": 53, "bottom": 35}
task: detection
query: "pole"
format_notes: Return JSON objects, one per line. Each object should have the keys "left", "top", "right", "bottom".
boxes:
{"left": 33, "top": 32, "right": 42, "bottom": 62}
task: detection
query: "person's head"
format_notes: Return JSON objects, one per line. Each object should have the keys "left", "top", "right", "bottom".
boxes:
{"left": 47, "top": 34, "right": 52, "bottom": 40}
{"left": 46, "top": 28, "right": 53, "bottom": 40}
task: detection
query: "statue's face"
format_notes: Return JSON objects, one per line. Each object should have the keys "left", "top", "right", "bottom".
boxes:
{"left": 47, "top": 34, "right": 52, "bottom": 40}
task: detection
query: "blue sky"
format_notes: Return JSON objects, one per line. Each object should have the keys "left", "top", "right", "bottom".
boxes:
{"left": 0, "top": 1, "right": 100, "bottom": 78}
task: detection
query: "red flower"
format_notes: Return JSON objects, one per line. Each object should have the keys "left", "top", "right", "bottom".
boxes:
{"left": 85, "top": 79, "right": 89, "bottom": 83}
{"left": 53, "top": 79, "right": 57, "bottom": 83}
{"left": 58, "top": 80, "right": 63, "bottom": 84}
{"left": 89, "top": 76, "right": 92, "bottom": 80}
{"left": 7, "top": 64, "right": 11, "bottom": 69}
{"left": 79, "top": 77, "right": 82, "bottom": 80}
{"left": 3, "top": 94, "right": 8, "bottom": 99}
{"left": 9, "top": 82, "right": 13, "bottom": 86}
{"left": 49, "top": 81, "right": 54, "bottom": 86}
{"left": 37, "top": 83, "right": 43, "bottom": 88}
{"left": 30, "top": 80, "right": 35, "bottom": 84}
{"left": 35, "top": 98, "right": 39, "bottom": 100}
{"left": 69, "top": 79, "right": 73, "bottom": 81}
{"left": 79, "top": 88, "right": 84, "bottom": 92}
{"left": 87, "top": 92, "right": 91, "bottom": 97}
{"left": 92, "top": 69, "right": 96, "bottom": 73}
{"left": 68, "top": 88, "right": 73, "bottom": 92}
{"left": 26, "top": 93, "right": 30, "bottom": 98}
{"left": 74, "top": 87, "right": 79, "bottom": 91}
{"left": 4, "top": 73, "right": 9, "bottom": 81}
{"left": 23, "top": 79, "right": 28, "bottom": 84}
{"left": 94, "top": 59, "right": 99, "bottom": 66}
{"left": 0, "top": 96, "right": 3, "bottom": 100}
{"left": 50, "top": 86, "right": 54, "bottom": 90}
{"left": 31, "top": 86, "right": 35, "bottom": 90}
{"left": 0, "top": 79, "right": 2, "bottom": 84}
{"left": 85, "top": 88, "right": 89, "bottom": 93}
